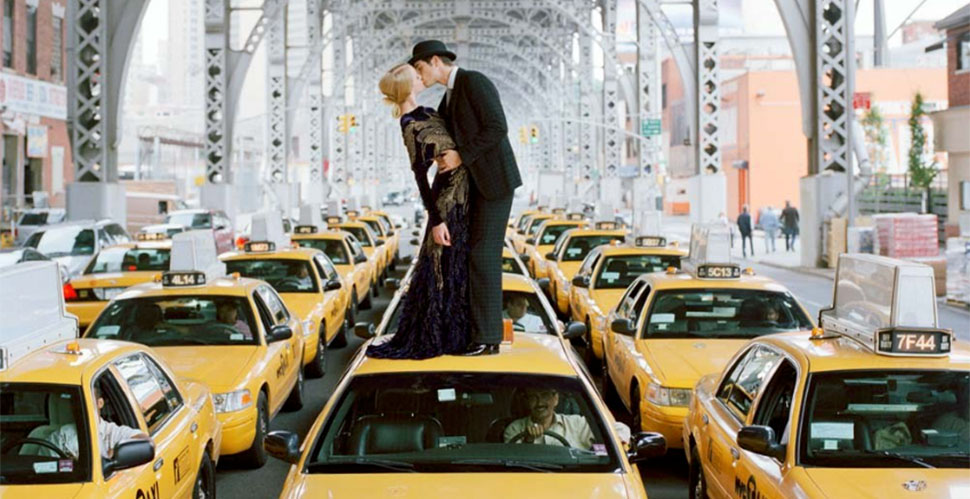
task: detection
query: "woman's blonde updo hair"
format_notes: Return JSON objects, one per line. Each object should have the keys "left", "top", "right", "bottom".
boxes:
{"left": 379, "top": 63, "right": 413, "bottom": 118}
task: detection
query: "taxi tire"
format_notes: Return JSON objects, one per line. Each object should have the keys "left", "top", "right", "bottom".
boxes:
{"left": 372, "top": 278, "right": 380, "bottom": 297}
{"left": 631, "top": 386, "right": 642, "bottom": 432}
{"left": 306, "top": 323, "right": 327, "bottom": 378}
{"left": 192, "top": 451, "right": 215, "bottom": 499}
{"left": 331, "top": 314, "right": 349, "bottom": 348}
{"left": 601, "top": 359, "right": 621, "bottom": 408}
{"left": 240, "top": 392, "right": 268, "bottom": 468}
{"left": 583, "top": 319, "right": 601, "bottom": 371}
{"left": 284, "top": 366, "right": 305, "bottom": 412}
{"left": 689, "top": 446, "right": 707, "bottom": 499}
{"left": 360, "top": 286, "right": 374, "bottom": 310}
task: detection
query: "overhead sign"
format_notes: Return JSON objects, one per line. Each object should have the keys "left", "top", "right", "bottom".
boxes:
{"left": 26, "top": 125, "right": 48, "bottom": 158}
{"left": 641, "top": 119, "right": 662, "bottom": 137}
{"left": 0, "top": 73, "right": 68, "bottom": 120}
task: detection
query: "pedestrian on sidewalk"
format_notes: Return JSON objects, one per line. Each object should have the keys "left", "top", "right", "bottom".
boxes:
{"left": 761, "top": 205, "right": 780, "bottom": 253}
{"left": 717, "top": 211, "right": 734, "bottom": 248}
{"left": 738, "top": 205, "right": 754, "bottom": 258}
{"left": 781, "top": 200, "right": 800, "bottom": 252}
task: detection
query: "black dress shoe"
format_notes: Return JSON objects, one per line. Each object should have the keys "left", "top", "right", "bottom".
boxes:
{"left": 461, "top": 343, "right": 500, "bottom": 356}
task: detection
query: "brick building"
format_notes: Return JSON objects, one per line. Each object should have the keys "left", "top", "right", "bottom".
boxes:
{"left": 0, "top": 0, "right": 71, "bottom": 225}
{"left": 930, "top": 3, "right": 970, "bottom": 235}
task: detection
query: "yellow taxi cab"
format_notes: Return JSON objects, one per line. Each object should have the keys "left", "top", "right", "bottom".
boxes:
{"left": 569, "top": 236, "right": 687, "bottom": 367}
{"left": 507, "top": 208, "right": 544, "bottom": 239}
{"left": 511, "top": 212, "right": 556, "bottom": 255}
{"left": 539, "top": 222, "right": 627, "bottom": 317}
{"left": 292, "top": 221, "right": 375, "bottom": 313}
{"left": 65, "top": 232, "right": 174, "bottom": 330}
{"left": 83, "top": 230, "right": 305, "bottom": 468}
{"left": 220, "top": 213, "right": 351, "bottom": 379}
{"left": 363, "top": 210, "right": 402, "bottom": 267}
{"left": 359, "top": 214, "right": 399, "bottom": 272}
{"left": 0, "top": 261, "right": 222, "bottom": 498}
{"left": 502, "top": 245, "right": 529, "bottom": 276}
{"left": 266, "top": 322, "right": 661, "bottom": 498}
{"left": 523, "top": 215, "right": 588, "bottom": 279}
{"left": 602, "top": 224, "right": 813, "bottom": 452}
{"left": 329, "top": 220, "right": 388, "bottom": 287}
{"left": 684, "top": 253, "right": 969, "bottom": 498}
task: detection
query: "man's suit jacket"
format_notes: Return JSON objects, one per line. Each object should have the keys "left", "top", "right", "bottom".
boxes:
{"left": 438, "top": 68, "right": 522, "bottom": 200}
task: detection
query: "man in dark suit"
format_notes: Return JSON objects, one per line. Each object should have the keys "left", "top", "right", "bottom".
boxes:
{"left": 410, "top": 40, "right": 522, "bottom": 356}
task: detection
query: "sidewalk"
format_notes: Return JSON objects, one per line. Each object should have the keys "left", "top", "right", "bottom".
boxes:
{"left": 660, "top": 216, "right": 835, "bottom": 280}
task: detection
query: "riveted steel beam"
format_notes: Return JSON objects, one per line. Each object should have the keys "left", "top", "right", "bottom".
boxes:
{"left": 694, "top": 0, "right": 720, "bottom": 175}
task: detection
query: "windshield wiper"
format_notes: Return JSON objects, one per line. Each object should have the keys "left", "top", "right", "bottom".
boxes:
{"left": 451, "top": 458, "right": 563, "bottom": 472}
{"left": 862, "top": 450, "right": 935, "bottom": 469}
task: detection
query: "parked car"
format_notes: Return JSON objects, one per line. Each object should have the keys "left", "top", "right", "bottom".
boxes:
{"left": 164, "top": 209, "right": 234, "bottom": 253}
{"left": 13, "top": 208, "right": 66, "bottom": 245}
{"left": 24, "top": 220, "right": 131, "bottom": 277}
{"left": 0, "top": 247, "right": 51, "bottom": 268}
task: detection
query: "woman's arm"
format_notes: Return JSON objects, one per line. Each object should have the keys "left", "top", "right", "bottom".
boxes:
{"left": 411, "top": 150, "right": 444, "bottom": 228}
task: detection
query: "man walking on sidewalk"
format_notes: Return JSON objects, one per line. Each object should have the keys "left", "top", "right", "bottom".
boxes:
{"left": 761, "top": 206, "right": 780, "bottom": 253}
{"left": 738, "top": 205, "right": 754, "bottom": 258}
{"left": 781, "top": 200, "right": 800, "bottom": 252}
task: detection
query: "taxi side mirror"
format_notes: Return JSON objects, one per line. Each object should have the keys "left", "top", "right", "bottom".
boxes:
{"left": 105, "top": 438, "right": 155, "bottom": 476}
{"left": 386, "top": 278, "right": 400, "bottom": 291}
{"left": 517, "top": 229, "right": 526, "bottom": 235}
{"left": 611, "top": 318, "right": 636, "bottom": 336}
{"left": 737, "top": 426, "right": 785, "bottom": 461}
{"left": 410, "top": 238, "right": 420, "bottom": 246}
{"left": 572, "top": 275, "right": 590, "bottom": 288}
{"left": 265, "top": 430, "right": 301, "bottom": 465}
{"left": 544, "top": 252, "right": 557, "bottom": 261}
{"left": 526, "top": 237, "right": 535, "bottom": 245}
{"left": 355, "top": 322, "right": 376, "bottom": 339}
{"left": 387, "top": 230, "right": 396, "bottom": 236}
{"left": 536, "top": 278, "right": 551, "bottom": 294}
{"left": 627, "top": 432, "right": 666, "bottom": 463}
{"left": 508, "top": 223, "right": 514, "bottom": 228}
{"left": 269, "top": 324, "right": 293, "bottom": 342}
{"left": 395, "top": 224, "right": 403, "bottom": 229}
{"left": 376, "top": 238, "right": 386, "bottom": 245}
{"left": 412, "top": 230, "right": 421, "bottom": 236}
{"left": 563, "top": 321, "right": 587, "bottom": 342}
{"left": 518, "top": 253, "right": 531, "bottom": 264}
{"left": 354, "top": 253, "right": 367, "bottom": 265}
{"left": 325, "top": 279, "right": 342, "bottom": 291}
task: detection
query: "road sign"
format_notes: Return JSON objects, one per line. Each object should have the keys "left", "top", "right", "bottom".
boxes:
{"left": 641, "top": 119, "right": 661, "bottom": 137}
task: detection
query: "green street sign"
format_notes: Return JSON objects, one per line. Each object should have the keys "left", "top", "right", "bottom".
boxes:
{"left": 641, "top": 119, "right": 662, "bottom": 137}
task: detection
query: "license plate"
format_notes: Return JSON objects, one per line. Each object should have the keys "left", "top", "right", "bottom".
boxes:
{"left": 102, "top": 287, "right": 125, "bottom": 300}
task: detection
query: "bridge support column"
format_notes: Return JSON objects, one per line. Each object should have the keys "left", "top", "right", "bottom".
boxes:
{"left": 688, "top": 0, "right": 724, "bottom": 222}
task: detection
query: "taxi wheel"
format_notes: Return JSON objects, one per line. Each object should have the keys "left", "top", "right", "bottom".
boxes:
{"left": 600, "top": 359, "right": 621, "bottom": 407}
{"left": 331, "top": 314, "right": 349, "bottom": 349}
{"left": 306, "top": 324, "right": 327, "bottom": 378}
{"left": 284, "top": 366, "right": 305, "bottom": 412}
{"left": 360, "top": 286, "right": 374, "bottom": 310}
{"left": 689, "top": 446, "right": 707, "bottom": 499}
{"left": 240, "top": 393, "right": 268, "bottom": 468}
{"left": 372, "top": 278, "right": 380, "bottom": 297}
{"left": 583, "top": 319, "right": 601, "bottom": 371}
{"left": 192, "top": 451, "right": 215, "bottom": 499}
{"left": 630, "top": 386, "right": 643, "bottom": 432}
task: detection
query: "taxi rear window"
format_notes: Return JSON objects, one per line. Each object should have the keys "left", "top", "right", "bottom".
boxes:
{"left": 84, "top": 247, "right": 171, "bottom": 274}
{"left": 0, "top": 383, "right": 91, "bottom": 484}
{"left": 86, "top": 296, "right": 260, "bottom": 346}
{"left": 305, "top": 373, "right": 621, "bottom": 474}
{"left": 594, "top": 254, "right": 681, "bottom": 289}
{"left": 295, "top": 239, "right": 350, "bottom": 265}
{"left": 642, "top": 289, "right": 812, "bottom": 339}
{"left": 225, "top": 259, "right": 319, "bottom": 293}
{"left": 562, "top": 235, "right": 624, "bottom": 261}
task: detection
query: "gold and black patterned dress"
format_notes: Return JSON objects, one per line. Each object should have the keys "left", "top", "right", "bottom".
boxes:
{"left": 366, "top": 106, "right": 471, "bottom": 359}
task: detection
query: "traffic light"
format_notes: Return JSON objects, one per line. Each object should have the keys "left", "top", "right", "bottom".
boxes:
{"left": 519, "top": 126, "right": 527, "bottom": 144}
{"left": 349, "top": 115, "right": 359, "bottom": 133}
{"left": 337, "top": 114, "right": 349, "bottom": 133}
{"left": 529, "top": 125, "right": 539, "bottom": 144}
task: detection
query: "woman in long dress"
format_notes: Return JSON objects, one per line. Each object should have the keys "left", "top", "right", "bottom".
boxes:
{"left": 366, "top": 63, "right": 471, "bottom": 359}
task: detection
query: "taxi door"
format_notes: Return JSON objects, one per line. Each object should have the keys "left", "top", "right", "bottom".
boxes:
{"left": 110, "top": 353, "right": 198, "bottom": 498}
{"left": 344, "top": 237, "right": 371, "bottom": 297}
{"left": 570, "top": 252, "right": 601, "bottom": 323}
{"left": 254, "top": 285, "right": 302, "bottom": 414}
{"left": 313, "top": 253, "right": 346, "bottom": 340}
{"left": 605, "top": 280, "right": 647, "bottom": 408}
{"left": 700, "top": 345, "right": 784, "bottom": 498}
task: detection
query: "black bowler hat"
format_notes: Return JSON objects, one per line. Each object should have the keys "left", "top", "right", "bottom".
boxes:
{"left": 408, "top": 40, "right": 457, "bottom": 66}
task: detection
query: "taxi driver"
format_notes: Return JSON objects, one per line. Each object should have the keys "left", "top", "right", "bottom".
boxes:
{"left": 49, "top": 383, "right": 148, "bottom": 460}
{"left": 503, "top": 388, "right": 594, "bottom": 449}
{"left": 503, "top": 294, "right": 545, "bottom": 333}
{"left": 216, "top": 301, "right": 252, "bottom": 339}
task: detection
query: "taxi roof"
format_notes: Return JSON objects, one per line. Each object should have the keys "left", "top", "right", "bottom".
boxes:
{"left": 114, "top": 274, "right": 264, "bottom": 299}
{"left": 757, "top": 331, "right": 970, "bottom": 373}
{"left": 1, "top": 339, "right": 152, "bottom": 384}
{"left": 220, "top": 246, "right": 320, "bottom": 261}
{"left": 538, "top": 219, "right": 586, "bottom": 228}
{"left": 354, "top": 333, "right": 578, "bottom": 376}
{"left": 291, "top": 229, "right": 351, "bottom": 240}
{"left": 563, "top": 228, "right": 627, "bottom": 238}
{"left": 593, "top": 245, "right": 687, "bottom": 257}
{"left": 637, "top": 268, "right": 790, "bottom": 292}
{"left": 502, "top": 272, "right": 537, "bottom": 292}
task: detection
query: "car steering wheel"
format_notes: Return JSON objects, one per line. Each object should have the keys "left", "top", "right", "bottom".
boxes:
{"left": 6, "top": 438, "right": 70, "bottom": 459}
{"left": 276, "top": 277, "right": 304, "bottom": 290}
{"left": 509, "top": 429, "right": 572, "bottom": 447}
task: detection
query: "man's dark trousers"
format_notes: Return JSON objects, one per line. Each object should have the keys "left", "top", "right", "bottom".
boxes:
{"left": 468, "top": 184, "right": 513, "bottom": 344}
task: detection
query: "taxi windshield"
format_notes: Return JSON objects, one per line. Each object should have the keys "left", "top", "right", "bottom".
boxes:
{"left": 26, "top": 227, "right": 95, "bottom": 257}
{"left": 594, "top": 254, "right": 682, "bottom": 289}
{"left": 502, "top": 256, "right": 524, "bottom": 275}
{"left": 295, "top": 239, "right": 350, "bottom": 264}
{"left": 341, "top": 227, "right": 373, "bottom": 247}
{"left": 86, "top": 296, "right": 260, "bottom": 346}
{"left": 643, "top": 289, "right": 812, "bottom": 339}
{"left": 306, "top": 373, "right": 620, "bottom": 473}
{"left": 84, "top": 247, "right": 171, "bottom": 274}
{"left": 165, "top": 212, "right": 211, "bottom": 229}
{"left": 562, "top": 236, "right": 624, "bottom": 262}
{"left": 799, "top": 370, "right": 969, "bottom": 468}
{"left": 225, "top": 259, "right": 318, "bottom": 293}
{"left": 0, "top": 383, "right": 91, "bottom": 484}
{"left": 538, "top": 224, "right": 577, "bottom": 245}
{"left": 527, "top": 218, "right": 551, "bottom": 236}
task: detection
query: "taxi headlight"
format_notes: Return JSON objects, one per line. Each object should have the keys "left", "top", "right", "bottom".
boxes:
{"left": 302, "top": 319, "right": 314, "bottom": 336}
{"left": 645, "top": 383, "right": 692, "bottom": 407}
{"left": 212, "top": 389, "right": 252, "bottom": 413}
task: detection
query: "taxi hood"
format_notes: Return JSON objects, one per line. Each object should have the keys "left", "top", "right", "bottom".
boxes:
{"left": 152, "top": 346, "right": 259, "bottom": 392}
{"left": 286, "top": 473, "right": 640, "bottom": 499}
{"left": 0, "top": 484, "right": 85, "bottom": 499}
{"left": 801, "top": 467, "right": 970, "bottom": 498}
{"left": 638, "top": 339, "right": 748, "bottom": 388}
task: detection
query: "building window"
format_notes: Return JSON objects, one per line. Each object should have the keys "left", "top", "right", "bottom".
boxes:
{"left": 959, "top": 31, "right": 970, "bottom": 71}
{"left": 2, "top": 0, "right": 13, "bottom": 68}
{"left": 661, "top": 83, "right": 668, "bottom": 110}
{"left": 51, "top": 16, "right": 63, "bottom": 81}
{"left": 26, "top": 5, "right": 37, "bottom": 74}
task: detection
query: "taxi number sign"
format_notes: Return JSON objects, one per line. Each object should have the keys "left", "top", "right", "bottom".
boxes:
{"left": 245, "top": 241, "right": 276, "bottom": 252}
{"left": 567, "top": 213, "right": 585, "bottom": 221}
{"left": 552, "top": 208, "right": 566, "bottom": 214}
{"left": 294, "top": 225, "right": 318, "bottom": 234}
{"left": 596, "top": 221, "right": 618, "bottom": 230}
{"left": 696, "top": 264, "right": 741, "bottom": 279}
{"left": 877, "top": 328, "right": 951, "bottom": 355}
{"left": 636, "top": 236, "right": 666, "bottom": 247}
{"left": 136, "top": 232, "right": 167, "bottom": 241}
{"left": 162, "top": 271, "right": 206, "bottom": 287}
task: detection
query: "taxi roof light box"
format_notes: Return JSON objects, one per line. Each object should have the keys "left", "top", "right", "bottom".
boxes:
{"left": 249, "top": 211, "right": 290, "bottom": 249}
{"left": 0, "top": 262, "right": 78, "bottom": 370}
{"left": 298, "top": 203, "right": 324, "bottom": 231}
{"left": 170, "top": 230, "right": 226, "bottom": 284}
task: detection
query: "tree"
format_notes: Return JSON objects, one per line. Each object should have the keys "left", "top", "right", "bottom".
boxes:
{"left": 907, "top": 92, "right": 938, "bottom": 213}
{"left": 861, "top": 105, "right": 890, "bottom": 173}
